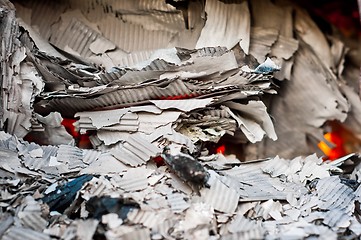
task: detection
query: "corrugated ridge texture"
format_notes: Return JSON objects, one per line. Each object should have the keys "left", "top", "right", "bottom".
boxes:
{"left": 137, "top": 0, "right": 176, "bottom": 12}
{"left": 227, "top": 215, "right": 263, "bottom": 233}
{"left": 23, "top": 155, "right": 48, "bottom": 171}
{"left": 0, "top": 136, "right": 18, "bottom": 151}
{"left": 167, "top": 193, "right": 190, "bottom": 213}
{"left": 18, "top": 212, "right": 47, "bottom": 231}
{"left": 261, "top": 156, "right": 290, "bottom": 177}
{"left": 224, "top": 162, "right": 266, "bottom": 179}
{"left": 0, "top": 2, "right": 18, "bottom": 129}
{"left": 118, "top": 175, "right": 148, "bottom": 192}
{"left": 0, "top": 131, "right": 12, "bottom": 141}
{"left": 51, "top": 18, "right": 101, "bottom": 57}
{"left": 98, "top": 68, "right": 130, "bottom": 85}
{"left": 222, "top": 164, "right": 293, "bottom": 200}
{"left": 70, "top": 0, "right": 176, "bottom": 18}
{"left": 201, "top": 173, "right": 240, "bottom": 213}
{"left": 109, "top": 71, "right": 165, "bottom": 87}
{"left": 82, "top": 177, "right": 115, "bottom": 197}
{"left": 2, "top": 227, "right": 51, "bottom": 240}
{"left": 141, "top": 59, "right": 175, "bottom": 71}
{"left": 222, "top": 228, "right": 265, "bottom": 240}
{"left": 203, "top": 108, "right": 231, "bottom": 118}
{"left": 108, "top": 142, "right": 143, "bottom": 158}
{"left": 82, "top": 149, "right": 102, "bottom": 165}
{"left": 316, "top": 177, "right": 355, "bottom": 213}
{"left": 98, "top": 15, "right": 175, "bottom": 52}
{"left": 192, "top": 46, "right": 229, "bottom": 58}
{"left": 323, "top": 208, "right": 352, "bottom": 229}
{"left": 111, "top": 134, "right": 160, "bottom": 166}
{"left": 17, "top": 142, "right": 39, "bottom": 156}
{"left": 239, "top": 71, "right": 270, "bottom": 82}
{"left": 249, "top": 27, "right": 279, "bottom": 63}
{"left": 41, "top": 145, "right": 58, "bottom": 161}
{"left": 24, "top": 0, "right": 67, "bottom": 39}
{"left": 57, "top": 145, "right": 83, "bottom": 165}
{"left": 150, "top": 98, "right": 212, "bottom": 112}
{"left": 77, "top": 0, "right": 184, "bottom": 34}
{"left": 117, "top": 50, "right": 154, "bottom": 68}
{"left": 127, "top": 209, "right": 168, "bottom": 228}
{"left": 196, "top": 0, "right": 250, "bottom": 50}
{"left": 41, "top": 80, "right": 194, "bottom": 116}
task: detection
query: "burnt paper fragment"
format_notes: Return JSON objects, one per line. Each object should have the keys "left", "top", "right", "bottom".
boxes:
{"left": 85, "top": 196, "right": 139, "bottom": 220}
{"left": 161, "top": 146, "right": 209, "bottom": 193}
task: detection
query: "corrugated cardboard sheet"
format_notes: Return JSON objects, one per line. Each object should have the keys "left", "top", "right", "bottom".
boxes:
{"left": 1, "top": 0, "right": 361, "bottom": 239}
{"left": 2, "top": 130, "right": 361, "bottom": 239}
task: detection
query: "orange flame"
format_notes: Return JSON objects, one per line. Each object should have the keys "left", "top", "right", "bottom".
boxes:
{"left": 318, "top": 121, "right": 360, "bottom": 161}
{"left": 318, "top": 132, "right": 346, "bottom": 160}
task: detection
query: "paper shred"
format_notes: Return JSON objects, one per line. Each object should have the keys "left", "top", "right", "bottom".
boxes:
{"left": 271, "top": 36, "right": 299, "bottom": 60}
{"left": 249, "top": 27, "right": 279, "bottom": 63}
{"left": 56, "top": 145, "right": 85, "bottom": 170}
{"left": 323, "top": 208, "right": 351, "bottom": 229}
{"left": 168, "top": 174, "right": 193, "bottom": 195}
{"left": 349, "top": 219, "right": 361, "bottom": 235}
{"left": 227, "top": 215, "right": 263, "bottom": 234}
{"left": 80, "top": 153, "right": 128, "bottom": 174}
{"left": 82, "top": 149, "right": 101, "bottom": 165}
{"left": 114, "top": 227, "right": 151, "bottom": 240}
{"left": 196, "top": 0, "right": 250, "bottom": 51}
{"left": 17, "top": 196, "right": 47, "bottom": 231}
{"left": 75, "top": 108, "right": 129, "bottom": 130}
{"left": 167, "top": 193, "right": 190, "bottom": 213}
{"left": 221, "top": 229, "right": 265, "bottom": 240}
{"left": 316, "top": 177, "right": 356, "bottom": 213}
{"left": 180, "top": 203, "right": 214, "bottom": 231}
{"left": 2, "top": 227, "right": 51, "bottom": 240}
{"left": 298, "top": 154, "right": 331, "bottom": 182}
{"left": 75, "top": 220, "right": 99, "bottom": 240}
{"left": 128, "top": 209, "right": 170, "bottom": 229}
{"left": 111, "top": 134, "right": 160, "bottom": 166}
{"left": 224, "top": 101, "right": 277, "bottom": 143}
{"left": 117, "top": 168, "right": 152, "bottom": 192}
{"left": 262, "top": 155, "right": 292, "bottom": 177}
{"left": 102, "top": 213, "right": 123, "bottom": 230}
{"left": 149, "top": 98, "right": 213, "bottom": 112}
{"left": 137, "top": 111, "right": 181, "bottom": 134}
{"left": 200, "top": 171, "right": 240, "bottom": 213}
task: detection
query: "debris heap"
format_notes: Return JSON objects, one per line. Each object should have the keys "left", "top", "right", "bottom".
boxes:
{"left": 0, "top": 0, "right": 361, "bottom": 239}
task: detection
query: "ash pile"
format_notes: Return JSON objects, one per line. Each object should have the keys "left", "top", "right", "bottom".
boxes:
{"left": 1, "top": 0, "right": 361, "bottom": 239}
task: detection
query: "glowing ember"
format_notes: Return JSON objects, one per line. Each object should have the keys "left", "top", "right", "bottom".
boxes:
{"left": 62, "top": 118, "right": 91, "bottom": 148}
{"left": 216, "top": 145, "right": 226, "bottom": 154}
{"left": 302, "top": 0, "right": 361, "bottom": 37}
{"left": 152, "top": 156, "right": 165, "bottom": 166}
{"left": 61, "top": 118, "right": 79, "bottom": 138}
